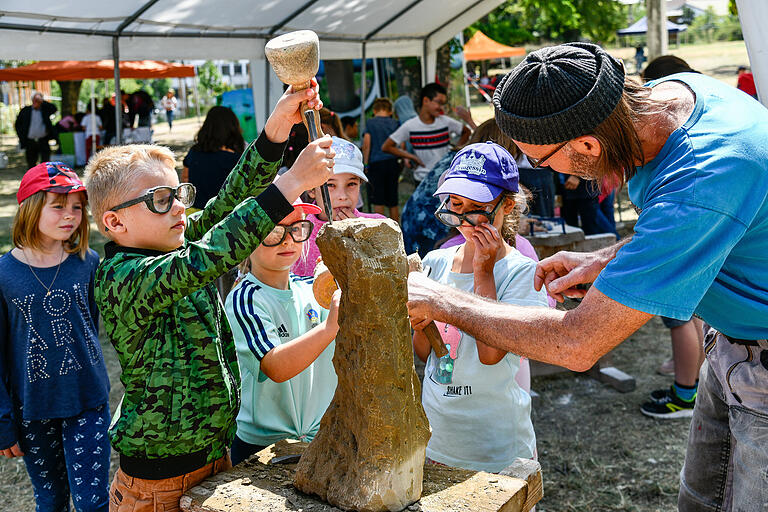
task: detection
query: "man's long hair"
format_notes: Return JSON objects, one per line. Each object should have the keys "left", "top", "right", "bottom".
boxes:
{"left": 588, "top": 78, "right": 667, "bottom": 185}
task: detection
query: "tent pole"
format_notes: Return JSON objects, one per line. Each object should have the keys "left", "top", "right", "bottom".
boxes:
{"left": 193, "top": 66, "right": 201, "bottom": 126}
{"left": 90, "top": 80, "right": 96, "bottom": 158}
{"left": 458, "top": 31, "right": 471, "bottom": 108}
{"left": 360, "top": 42, "right": 367, "bottom": 136}
{"left": 112, "top": 37, "right": 122, "bottom": 145}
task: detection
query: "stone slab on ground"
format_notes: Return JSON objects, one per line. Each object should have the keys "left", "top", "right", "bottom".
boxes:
{"left": 180, "top": 441, "right": 542, "bottom": 512}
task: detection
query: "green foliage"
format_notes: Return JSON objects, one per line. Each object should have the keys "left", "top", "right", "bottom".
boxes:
{"left": 469, "top": 0, "right": 626, "bottom": 45}
{"left": 76, "top": 78, "right": 172, "bottom": 109}
{"left": 197, "top": 61, "right": 231, "bottom": 107}
{"left": 685, "top": 7, "right": 742, "bottom": 44}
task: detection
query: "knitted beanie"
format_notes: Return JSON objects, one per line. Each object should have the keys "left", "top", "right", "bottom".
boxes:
{"left": 493, "top": 42, "right": 625, "bottom": 145}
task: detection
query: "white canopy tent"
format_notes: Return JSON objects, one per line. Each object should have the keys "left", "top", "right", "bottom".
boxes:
{"left": 0, "top": 0, "right": 506, "bottom": 138}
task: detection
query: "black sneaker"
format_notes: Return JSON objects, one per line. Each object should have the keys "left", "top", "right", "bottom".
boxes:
{"left": 649, "top": 386, "right": 673, "bottom": 402}
{"left": 641, "top": 388, "right": 695, "bottom": 419}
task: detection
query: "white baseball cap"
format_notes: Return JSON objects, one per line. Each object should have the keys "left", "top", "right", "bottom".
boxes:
{"left": 331, "top": 136, "right": 368, "bottom": 182}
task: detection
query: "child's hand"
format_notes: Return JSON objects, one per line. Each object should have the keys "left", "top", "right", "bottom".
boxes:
{"left": 410, "top": 155, "right": 426, "bottom": 168}
{"left": 264, "top": 77, "right": 323, "bottom": 143}
{"left": 334, "top": 207, "right": 357, "bottom": 221}
{"left": 325, "top": 289, "right": 341, "bottom": 335}
{"left": 276, "top": 136, "right": 335, "bottom": 204}
{"left": 470, "top": 223, "right": 502, "bottom": 275}
{"left": 0, "top": 443, "right": 23, "bottom": 458}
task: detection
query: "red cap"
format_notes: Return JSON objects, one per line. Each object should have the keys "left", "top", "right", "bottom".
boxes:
{"left": 17, "top": 162, "right": 86, "bottom": 205}
{"left": 292, "top": 198, "right": 321, "bottom": 215}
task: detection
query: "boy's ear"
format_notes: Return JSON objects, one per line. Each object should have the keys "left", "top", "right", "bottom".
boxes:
{"left": 102, "top": 210, "right": 126, "bottom": 234}
{"left": 306, "top": 188, "right": 317, "bottom": 200}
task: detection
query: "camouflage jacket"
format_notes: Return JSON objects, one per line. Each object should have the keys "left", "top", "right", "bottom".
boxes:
{"left": 96, "top": 133, "right": 292, "bottom": 462}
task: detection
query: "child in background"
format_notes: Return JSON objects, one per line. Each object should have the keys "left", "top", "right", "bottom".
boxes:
{"left": 292, "top": 137, "right": 385, "bottom": 277}
{"left": 0, "top": 162, "right": 110, "bottom": 511}
{"left": 340, "top": 116, "right": 359, "bottom": 142}
{"left": 81, "top": 103, "right": 103, "bottom": 162}
{"left": 383, "top": 83, "right": 471, "bottom": 183}
{"left": 85, "top": 81, "right": 332, "bottom": 510}
{"left": 320, "top": 108, "right": 346, "bottom": 139}
{"left": 412, "top": 143, "right": 548, "bottom": 472}
{"left": 362, "top": 97, "right": 402, "bottom": 221}
{"left": 225, "top": 200, "right": 340, "bottom": 465}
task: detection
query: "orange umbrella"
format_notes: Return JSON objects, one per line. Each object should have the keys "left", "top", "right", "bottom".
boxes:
{"left": 463, "top": 31, "right": 526, "bottom": 61}
{"left": 0, "top": 60, "right": 195, "bottom": 81}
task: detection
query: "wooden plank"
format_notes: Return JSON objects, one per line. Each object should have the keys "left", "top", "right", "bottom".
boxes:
{"left": 181, "top": 441, "right": 542, "bottom": 512}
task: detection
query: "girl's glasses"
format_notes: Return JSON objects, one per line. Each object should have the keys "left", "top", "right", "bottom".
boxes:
{"left": 262, "top": 220, "right": 313, "bottom": 247}
{"left": 108, "top": 183, "right": 196, "bottom": 214}
{"left": 434, "top": 195, "right": 507, "bottom": 228}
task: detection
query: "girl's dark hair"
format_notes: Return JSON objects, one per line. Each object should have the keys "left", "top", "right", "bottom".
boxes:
{"left": 191, "top": 106, "right": 245, "bottom": 154}
{"left": 282, "top": 123, "right": 309, "bottom": 169}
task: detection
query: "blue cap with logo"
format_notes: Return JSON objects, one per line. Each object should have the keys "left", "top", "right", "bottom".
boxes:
{"left": 433, "top": 142, "right": 519, "bottom": 202}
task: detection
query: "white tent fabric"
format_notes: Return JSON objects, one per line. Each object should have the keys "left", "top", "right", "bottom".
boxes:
{"left": 0, "top": 0, "right": 506, "bottom": 128}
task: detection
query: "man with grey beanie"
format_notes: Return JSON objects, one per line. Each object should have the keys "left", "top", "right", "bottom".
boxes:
{"left": 407, "top": 42, "right": 768, "bottom": 511}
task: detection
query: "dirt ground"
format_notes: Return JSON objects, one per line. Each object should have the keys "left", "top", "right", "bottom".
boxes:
{"left": 2, "top": 39, "right": 750, "bottom": 510}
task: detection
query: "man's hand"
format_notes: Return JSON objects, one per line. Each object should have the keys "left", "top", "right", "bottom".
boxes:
{"left": 534, "top": 250, "right": 609, "bottom": 302}
{"left": 276, "top": 136, "right": 334, "bottom": 204}
{"left": 407, "top": 272, "right": 447, "bottom": 322}
{"left": 564, "top": 176, "right": 580, "bottom": 190}
{"left": 264, "top": 77, "right": 323, "bottom": 143}
{"left": 1, "top": 443, "right": 23, "bottom": 458}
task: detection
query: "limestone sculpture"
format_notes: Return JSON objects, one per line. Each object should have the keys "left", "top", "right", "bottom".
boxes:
{"left": 294, "top": 218, "right": 430, "bottom": 512}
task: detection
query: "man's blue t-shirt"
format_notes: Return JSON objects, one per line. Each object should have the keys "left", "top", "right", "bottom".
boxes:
{"left": 594, "top": 73, "right": 768, "bottom": 339}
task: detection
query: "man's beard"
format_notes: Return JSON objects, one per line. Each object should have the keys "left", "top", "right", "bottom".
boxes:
{"left": 567, "top": 148, "right": 618, "bottom": 181}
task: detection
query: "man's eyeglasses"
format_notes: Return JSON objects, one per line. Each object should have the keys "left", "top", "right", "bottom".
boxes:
{"left": 434, "top": 195, "right": 507, "bottom": 228}
{"left": 262, "top": 220, "right": 313, "bottom": 247}
{"left": 108, "top": 183, "right": 196, "bottom": 214}
{"left": 526, "top": 141, "right": 568, "bottom": 169}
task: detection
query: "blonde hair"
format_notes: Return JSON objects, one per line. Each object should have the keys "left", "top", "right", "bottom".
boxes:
{"left": 237, "top": 210, "right": 310, "bottom": 275}
{"left": 84, "top": 144, "right": 177, "bottom": 232}
{"left": 500, "top": 190, "right": 528, "bottom": 248}
{"left": 12, "top": 191, "right": 90, "bottom": 259}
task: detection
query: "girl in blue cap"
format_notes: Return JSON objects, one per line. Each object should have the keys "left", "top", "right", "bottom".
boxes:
{"left": 411, "top": 142, "right": 548, "bottom": 472}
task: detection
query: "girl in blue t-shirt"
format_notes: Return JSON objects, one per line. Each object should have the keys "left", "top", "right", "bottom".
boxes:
{"left": 225, "top": 201, "right": 340, "bottom": 466}
{"left": 0, "top": 162, "right": 110, "bottom": 511}
{"left": 412, "top": 143, "right": 548, "bottom": 473}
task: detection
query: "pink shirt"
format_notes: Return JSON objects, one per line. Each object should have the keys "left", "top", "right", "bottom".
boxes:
{"left": 291, "top": 211, "right": 386, "bottom": 277}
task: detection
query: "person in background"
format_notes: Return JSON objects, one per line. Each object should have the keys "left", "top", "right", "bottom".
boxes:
{"left": 161, "top": 89, "right": 178, "bottom": 132}
{"left": 638, "top": 54, "right": 707, "bottom": 419}
{"left": 383, "top": 83, "right": 471, "bottom": 184}
{"left": 320, "top": 108, "right": 346, "bottom": 139}
{"left": 81, "top": 103, "right": 103, "bottom": 162}
{"left": 15, "top": 92, "right": 57, "bottom": 168}
{"left": 362, "top": 98, "right": 401, "bottom": 221}
{"left": 182, "top": 106, "right": 245, "bottom": 210}
{"left": 736, "top": 66, "right": 757, "bottom": 99}
{"left": 98, "top": 96, "right": 117, "bottom": 146}
{"left": 182, "top": 106, "right": 246, "bottom": 298}
{"left": 340, "top": 116, "right": 359, "bottom": 142}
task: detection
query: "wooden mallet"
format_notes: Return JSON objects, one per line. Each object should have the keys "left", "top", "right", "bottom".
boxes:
{"left": 265, "top": 30, "right": 334, "bottom": 223}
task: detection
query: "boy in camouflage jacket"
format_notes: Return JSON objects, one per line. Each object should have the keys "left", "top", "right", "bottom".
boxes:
{"left": 85, "top": 82, "right": 333, "bottom": 510}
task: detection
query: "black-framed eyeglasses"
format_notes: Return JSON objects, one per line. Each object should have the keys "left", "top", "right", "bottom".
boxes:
{"left": 434, "top": 194, "right": 507, "bottom": 228}
{"left": 108, "top": 183, "right": 196, "bottom": 214}
{"left": 526, "top": 141, "right": 568, "bottom": 169}
{"left": 262, "top": 220, "right": 313, "bottom": 247}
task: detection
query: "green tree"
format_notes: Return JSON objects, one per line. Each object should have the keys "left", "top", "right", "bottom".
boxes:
{"left": 197, "top": 61, "right": 230, "bottom": 107}
{"left": 469, "top": 0, "right": 626, "bottom": 45}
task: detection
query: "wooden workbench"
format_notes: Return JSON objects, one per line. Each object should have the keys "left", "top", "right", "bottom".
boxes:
{"left": 181, "top": 440, "right": 542, "bottom": 512}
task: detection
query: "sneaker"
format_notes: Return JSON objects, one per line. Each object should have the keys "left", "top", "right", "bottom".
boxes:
{"left": 657, "top": 358, "right": 675, "bottom": 376}
{"left": 649, "top": 386, "right": 672, "bottom": 402}
{"left": 641, "top": 388, "right": 695, "bottom": 419}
